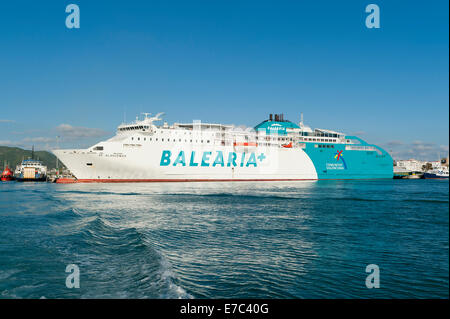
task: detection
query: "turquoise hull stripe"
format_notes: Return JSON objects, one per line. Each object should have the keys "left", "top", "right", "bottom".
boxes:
{"left": 303, "top": 136, "right": 393, "bottom": 180}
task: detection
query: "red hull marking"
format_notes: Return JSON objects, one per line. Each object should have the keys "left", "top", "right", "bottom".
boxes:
{"left": 56, "top": 178, "right": 392, "bottom": 183}
{"left": 55, "top": 178, "right": 78, "bottom": 183}
{"left": 63, "top": 178, "right": 317, "bottom": 183}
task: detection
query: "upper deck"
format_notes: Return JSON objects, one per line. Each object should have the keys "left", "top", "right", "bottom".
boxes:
{"left": 93, "top": 112, "right": 378, "bottom": 151}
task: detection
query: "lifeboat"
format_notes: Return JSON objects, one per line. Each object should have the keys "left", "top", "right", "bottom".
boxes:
{"left": 1, "top": 166, "right": 15, "bottom": 181}
{"left": 233, "top": 142, "right": 258, "bottom": 147}
{"left": 282, "top": 142, "right": 293, "bottom": 148}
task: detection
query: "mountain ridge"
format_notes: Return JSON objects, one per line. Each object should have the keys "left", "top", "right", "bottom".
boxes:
{"left": 0, "top": 146, "right": 62, "bottom": 170}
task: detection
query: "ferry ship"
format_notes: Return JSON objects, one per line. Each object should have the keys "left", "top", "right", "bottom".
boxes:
{"left": 14, "top": 159, "right": 48, "bottom": 182}
{"left": 53, "top": 113, "right": 393, "bottom": 182}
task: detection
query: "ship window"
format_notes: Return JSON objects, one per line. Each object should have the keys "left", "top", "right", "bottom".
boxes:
{"left": 207, "top": 140, "right": 210, "bottom": 143}
{"left": 86, "top": 163, "right": 93, "bottom": 166}
{"left": 93, "top": 146, "right": 103, "bottom": 151}
{"left": 162, "top": 138, "right": 164, "bottom": 141}
{"left": 131, "top": 137, "right": 134, "bottom": 140}
{"left": 137, "top": 137, "right": 140, "bottom": 141}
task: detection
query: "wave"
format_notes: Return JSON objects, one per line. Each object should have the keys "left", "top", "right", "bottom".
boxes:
{"left": 323, "top": 197, "right": 386, "bottom": 202}
{"left": 56, "top": 190, "right": 142, "bottom": 196}
{"left": 400, "top": 199, "right": 449, "bottom": 204}
{"left": 161, "top": 192, "right": 303, "bottom": 200}
{"left": 63, "top": 216, "right": 192, "bottom": 299}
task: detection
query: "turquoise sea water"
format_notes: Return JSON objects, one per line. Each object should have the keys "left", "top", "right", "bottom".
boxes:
{"left": 0, "top": 180, "right": 448, "bottom": 299}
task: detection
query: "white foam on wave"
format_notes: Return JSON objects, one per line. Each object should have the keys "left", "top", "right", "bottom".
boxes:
{"left": 157, "top": 252, "right": 194, "bottom": 299}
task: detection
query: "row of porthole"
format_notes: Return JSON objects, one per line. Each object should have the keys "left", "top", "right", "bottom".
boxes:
{"left": 131, "top": 137, "right": 211, "bottom": 143}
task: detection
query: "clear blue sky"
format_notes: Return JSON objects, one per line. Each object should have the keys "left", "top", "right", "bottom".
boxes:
{"left": 0, "top": 0, "right": 448, "bottom": 160}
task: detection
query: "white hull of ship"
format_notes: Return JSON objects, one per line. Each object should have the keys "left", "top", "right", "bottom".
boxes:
{"left": 53, "top": 144, "right": 318, "bottom": 182}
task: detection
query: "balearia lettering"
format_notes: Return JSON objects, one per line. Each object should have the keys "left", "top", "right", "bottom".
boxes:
{"left": 160, "top": 150, "right": 266, "bottom": 167}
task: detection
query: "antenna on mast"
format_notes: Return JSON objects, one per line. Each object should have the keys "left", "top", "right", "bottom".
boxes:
{"left": 300, "top": 113, "right": 304, "bottom": 128}
{"left": 142, "top": 113, "right": 152, "bottom": 120}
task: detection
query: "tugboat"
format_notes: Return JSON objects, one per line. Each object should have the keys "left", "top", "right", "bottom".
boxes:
{"left": 1, "top": 165, "right": 15, "bottom": 181}
{"left": 15, "top": 159, "right": 48, "bottom": 182}
{"left": 423, "top": 167, "right": 449, "bottom": 179}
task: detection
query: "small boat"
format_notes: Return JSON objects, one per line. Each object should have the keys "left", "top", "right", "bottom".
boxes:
{"left": 14, "top": 159, "right": 48, "bottom": 182}
{"left": 423, "top": 168, "right": 449, "bottom": 179}
{"left": 405, "top": 173, "right": 422, "bottom": 179}
{"left": 1, "top": 166, "right": 15, "bottom": 181}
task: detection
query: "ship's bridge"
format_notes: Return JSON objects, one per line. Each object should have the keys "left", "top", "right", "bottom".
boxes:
{"left": 117, "top": 112, "right": 164, "bottom": 133}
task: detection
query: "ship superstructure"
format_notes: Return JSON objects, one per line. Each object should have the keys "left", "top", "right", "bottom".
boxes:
{"left": 14, "top": 159, "right": 48, "bottom": 182}
{"left": 53, "top": 113, "right": 393, "bottom": 182}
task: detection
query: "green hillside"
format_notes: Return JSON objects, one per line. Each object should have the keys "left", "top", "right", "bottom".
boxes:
{"left": 0, "top": 146, "right": 63, "bottom": 170}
